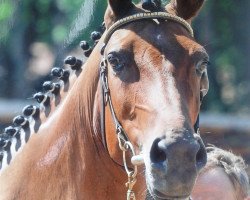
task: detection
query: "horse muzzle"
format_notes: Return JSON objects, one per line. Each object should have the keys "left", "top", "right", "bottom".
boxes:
{"left": 141, "top": 130, "right": 207, "bottom": 199}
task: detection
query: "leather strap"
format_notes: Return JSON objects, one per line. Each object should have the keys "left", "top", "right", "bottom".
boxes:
{"left": 103, "top": 12, "right": 193, "bottom": 45}
{"left": 100, "top": 82, "right": 107, "bottom": 150}
{"left": 194, "top": 114, "right": 200, "bottom": 134}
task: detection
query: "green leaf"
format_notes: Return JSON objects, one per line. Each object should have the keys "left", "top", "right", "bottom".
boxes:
{"left": 0, "top": 2, "right": 14, "bottom": 21}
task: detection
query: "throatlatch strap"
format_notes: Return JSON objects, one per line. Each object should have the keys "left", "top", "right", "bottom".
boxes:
{"left": 100, "top": 83, "right": 107, "bottom": 150}
{"left": 194, "top": 114, "right": 200, "bottom": 134}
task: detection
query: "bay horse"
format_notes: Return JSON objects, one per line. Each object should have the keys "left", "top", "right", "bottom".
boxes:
{"left": 0, "top": 0, "right": 210, "bottom": 199}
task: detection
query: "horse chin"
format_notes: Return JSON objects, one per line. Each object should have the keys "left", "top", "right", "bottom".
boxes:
{"left": 147, "top": 188, "right": 191, "bottom": 200}
{"left": 145, "top": 174, "right": 191, "bottom": 200}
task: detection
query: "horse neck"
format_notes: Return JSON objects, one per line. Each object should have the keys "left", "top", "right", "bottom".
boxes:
{"left": 0, "top": 56, "right": 84, "bottom": 174}
{"left": 43, "top": 44, "right": 132, "bottom": 198}
{"left": 0, "top": 41, "right": 145, "bottom": 200}
{"left": 39, "top": 65, "right": 84, "bottom": 124}
{"left": 69, "top": 44, "right": 146, "bottom": 199}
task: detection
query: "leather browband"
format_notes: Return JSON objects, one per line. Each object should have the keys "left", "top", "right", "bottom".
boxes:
{"left": 103, "top": 12, "right": 193, "bottom": 48}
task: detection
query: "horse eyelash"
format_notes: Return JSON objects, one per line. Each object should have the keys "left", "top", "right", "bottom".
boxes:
{"left": 204, "top": 60, "right": 211, "bottom": 66}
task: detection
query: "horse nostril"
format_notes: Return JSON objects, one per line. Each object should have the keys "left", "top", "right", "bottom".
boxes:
{"left": 150, "top": 138, "right": 167, "bottom": 163}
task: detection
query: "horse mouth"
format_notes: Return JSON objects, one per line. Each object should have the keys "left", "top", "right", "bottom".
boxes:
{"left": 148, "top": 189, "right": 190, "bottom": 200}
{"left": 145, "top": 171, "right": 192, "bottom": 200}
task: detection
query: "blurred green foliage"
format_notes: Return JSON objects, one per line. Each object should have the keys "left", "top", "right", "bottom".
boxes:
{"left": 194, "top": 1, "right": 250, "bottom": 114}
{"left": 0, "top": 1, "right": 15, "bottom": 40}
{"left": 0, "top": 0, "right": 249, "bottom": 115}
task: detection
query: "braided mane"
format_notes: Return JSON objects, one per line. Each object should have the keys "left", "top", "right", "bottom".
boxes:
{"left": 0, "top": 23, "right": 104, "bottom": 172}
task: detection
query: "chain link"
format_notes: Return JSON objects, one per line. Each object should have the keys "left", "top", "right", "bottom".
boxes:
{"left": 117, "top": 130, "right": 138, "bottom": 200}
{"left": 126, "top": 172, "right": 137, "bottom": 200}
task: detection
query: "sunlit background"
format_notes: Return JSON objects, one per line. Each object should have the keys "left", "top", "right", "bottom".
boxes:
{"left": 0, "top": 0, "right": 249, "bottom": 179}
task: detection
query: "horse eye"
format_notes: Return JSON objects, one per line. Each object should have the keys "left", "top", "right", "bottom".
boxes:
{"left": 196, "top": 61, "right": 209, "bottom": 76}
{"left": 107, "top": 53, "right": 125, "bottom": 72}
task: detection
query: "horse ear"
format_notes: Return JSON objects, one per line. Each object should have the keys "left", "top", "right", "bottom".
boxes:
{"left": 105, "top": 0, "right": 134, "bottom": 28}
{"left": 108, "top": 0, "right": 134, "bottom": 17}
{"left": 166, "top": 0, "right": 205, "bottom": 22}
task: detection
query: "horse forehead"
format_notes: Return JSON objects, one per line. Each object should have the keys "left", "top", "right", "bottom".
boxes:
{"left": 175, "top": 34, "right": 204, "bottom": 56}
{"left": 107, "top": 24, "right": 203, "bottom": 57}
{"left": 106, "top": 29, "right": 136, "bottom": 50}
{"left": 108, "top": 23, "right": 167, "bottom": 43}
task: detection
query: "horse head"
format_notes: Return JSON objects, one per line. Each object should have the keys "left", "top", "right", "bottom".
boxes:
{"left": 98, "top": 0, "right": 209, "bottom": 198}
{"left": 0, "top": 1, "right": 210, "bottom": 199}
